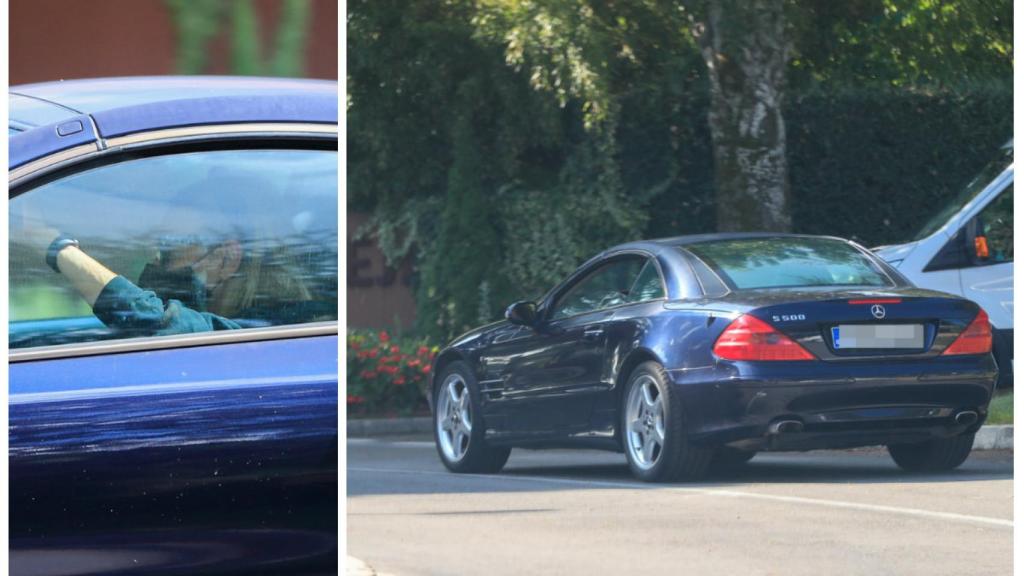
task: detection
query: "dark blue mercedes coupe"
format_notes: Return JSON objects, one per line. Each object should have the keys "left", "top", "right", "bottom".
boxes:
{"left": 430, "top": 234, "right": 997, "bottom": 482}
{"left": 9, "top": 77, "right": 337, "bottom": 574}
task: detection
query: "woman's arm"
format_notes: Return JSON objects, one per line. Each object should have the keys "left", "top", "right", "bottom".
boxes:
{"left": 54, "top": 245, "right": 118, "bottom": 306}
{"left": 52, "top": 242, "right": 241, "bottom": 334}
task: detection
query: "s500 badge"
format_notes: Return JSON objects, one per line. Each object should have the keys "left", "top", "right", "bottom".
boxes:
{"left": 772, "top": 314, "right": 806, "bottom": 322}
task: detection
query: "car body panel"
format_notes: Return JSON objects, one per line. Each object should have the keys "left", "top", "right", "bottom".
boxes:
{"left": 9, "top": 112, "right": 100, "bottom": 170}
{"left": 10, "top": 93, "right": 81, "bottom": 129}
{"left": 91, "top": 94, "right": 338, "bottom": 139}
{"left": 432, "top": 234, "right": 997, "bottom": 454}
{"left": 9, "top": 335, "right": 339, "bottom": 575}
{"left": 13, "top": 76, "right": 336, "bottom": 113}
{"left": 10, "top": 77, "right": 338, "bottom": 170}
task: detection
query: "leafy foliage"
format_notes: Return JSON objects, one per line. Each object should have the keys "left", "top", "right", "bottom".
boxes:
{"left": 348, "top": 0, "right": 1012, "bottom": 342}
{"left": 165, "top": 0, "right": 311, "bottom": 76}
{"left": 790, "top": 0, "right": 1013, "bottom": 89}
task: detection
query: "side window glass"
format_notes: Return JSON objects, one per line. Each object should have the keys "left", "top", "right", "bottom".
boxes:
{"left": 551, "top": 256, "right": 646, "bottom": 320}
{"left": 975, "top": 185, "right": 1013, "bottom": 263}
{"left": 625, "top": 260, "right": 665, "bottom": 303}
{"left": 9, "top": 148, "right": 338, "bottom": 349}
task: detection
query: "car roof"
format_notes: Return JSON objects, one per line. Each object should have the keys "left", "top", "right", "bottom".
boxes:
{"left": 10, "top": 76, "right": 338, "bottom": 170}
{"left": 11, "top": 76, "right": 336, "bottom": 116}
{"left": 606, "top": 232, "right": 852, "bottom": 255}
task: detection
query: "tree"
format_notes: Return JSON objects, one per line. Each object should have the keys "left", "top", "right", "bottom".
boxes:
{"left": 695, "top": 0, "right": 792, "bottom": 232}
{"left": 347, "top": 0, "right": 1012, "bottom": 341}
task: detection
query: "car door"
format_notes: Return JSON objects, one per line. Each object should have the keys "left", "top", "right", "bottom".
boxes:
{"left": 9, "top": 132, "right": 339, "bottom": 575}
{"left": 482, "top": 255, "right": 648, "bottom": 438}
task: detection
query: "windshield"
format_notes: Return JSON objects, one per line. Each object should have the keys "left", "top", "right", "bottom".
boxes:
{"left": 685, "top": 237, "right": 893, "bottom": 290}
{"left": 912, "top": 145, "right": 1013, "bottom": 241}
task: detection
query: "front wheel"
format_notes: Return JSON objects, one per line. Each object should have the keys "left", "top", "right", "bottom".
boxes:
{"left": 433, "top": 361, "right": 511, "bottom": 474}
{"left": 887, "top": 433, "right": 975, "bottom": 472}
{"left": 622, "top": 362, "right": 713, "bottom": 482}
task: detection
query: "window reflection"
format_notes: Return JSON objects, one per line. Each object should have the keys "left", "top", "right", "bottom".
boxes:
{"left": 9, "top": 149, "right": 338, "bottom": 349}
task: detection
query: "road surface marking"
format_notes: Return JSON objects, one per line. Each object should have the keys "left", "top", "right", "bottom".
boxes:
{"left": 348, "top": 466, "right": 1012, "bottom": 528}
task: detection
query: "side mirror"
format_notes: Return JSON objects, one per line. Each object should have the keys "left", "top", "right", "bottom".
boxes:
{"left": 974, "top": 235, "right": 990, "bottom": 260}
{"left": 505, "top": 301, "right": 537, "bottom": 327}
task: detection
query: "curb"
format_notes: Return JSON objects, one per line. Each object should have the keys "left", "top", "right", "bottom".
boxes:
{"left": 348, "top": 416, "right": 431, "bottom": 437}
{"left": 346, "top": 557, "right": 375, "bottom": 576}
{"left": 347, "top": 417, "right": 1013, "bottom": 450}
{"left": 972, "top": 425, "right": 1013, "bottom": 450}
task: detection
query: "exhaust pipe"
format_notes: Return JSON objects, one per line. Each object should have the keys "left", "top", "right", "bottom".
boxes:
{"left": 769, "top": 419, "right": 804, "bottom": 435}
{"left": 954, "top": 411, "right": 978, "bottom": 426}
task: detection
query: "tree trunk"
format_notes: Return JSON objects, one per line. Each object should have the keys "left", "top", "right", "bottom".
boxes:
{"left": 699, "top": 0, "right": 791, "bottom": 232}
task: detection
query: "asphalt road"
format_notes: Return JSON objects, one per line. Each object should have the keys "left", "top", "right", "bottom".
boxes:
{"left": 347, "top": 438, "right": 1012, "bottom": 576}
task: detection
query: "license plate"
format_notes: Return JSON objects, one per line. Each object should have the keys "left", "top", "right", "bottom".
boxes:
{"left": 831, "top": 324, "right": 924, "bottom": 349}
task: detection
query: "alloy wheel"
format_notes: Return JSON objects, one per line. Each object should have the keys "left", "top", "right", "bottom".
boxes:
{"left": 626, "top": 374, "right": 665, "bottom": 470}
{"left": 436, "top": 373, "right": 472, "bottom": 462}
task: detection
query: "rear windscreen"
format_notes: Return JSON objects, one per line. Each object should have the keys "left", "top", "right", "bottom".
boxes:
{"left": 684, "top": 237, "right": 893, "bottom": 290}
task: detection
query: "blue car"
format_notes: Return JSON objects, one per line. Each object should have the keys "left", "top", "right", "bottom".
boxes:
{"left": 430, "top": 234, "right": 997, "bottom": 482}
{"left": 9, "top": 77, "right": 338, "bottom": 574}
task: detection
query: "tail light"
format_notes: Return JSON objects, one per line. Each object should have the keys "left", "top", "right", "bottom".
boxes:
{"left": 942, "top": 309, "right": 992, "bottom": 356}
{"left": 713, "top": 314, "right": 814, "bottom": 361}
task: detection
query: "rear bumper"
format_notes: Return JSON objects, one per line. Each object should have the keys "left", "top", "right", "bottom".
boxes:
{"left": 671, "top": 355, "right": 997, "bottom": 451}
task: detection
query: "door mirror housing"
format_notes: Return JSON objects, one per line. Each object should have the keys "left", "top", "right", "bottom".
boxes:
{"left": 505, "top": 301, "right": 538, "bottom": 327}
{"left": 974, "top": 235, "right": 990, "bottom": 260}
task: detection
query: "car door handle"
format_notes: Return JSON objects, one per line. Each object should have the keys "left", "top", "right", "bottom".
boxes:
{"left": 582, "top": 328, "right": 605, "bottom": 341}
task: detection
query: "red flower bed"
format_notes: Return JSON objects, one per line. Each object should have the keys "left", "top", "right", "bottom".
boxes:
{"left": 347, "top": 330, "right": 438, "bottom": 416}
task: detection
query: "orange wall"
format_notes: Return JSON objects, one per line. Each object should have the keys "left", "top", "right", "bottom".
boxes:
{"left": 10, "top": 0, "right": 338, "bottom": 84}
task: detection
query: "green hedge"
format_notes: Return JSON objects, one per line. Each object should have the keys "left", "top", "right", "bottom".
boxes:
{"left": 644, "top": 84, "right": 1012, "bottom": 247}
{"left": 788, "top": 86, "right": 1012, "bottom": 246}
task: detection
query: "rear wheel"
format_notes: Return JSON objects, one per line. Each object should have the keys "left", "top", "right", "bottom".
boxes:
{"left": 433, "top": 362, "right": 511, "bottom": 473}
{"left": 622, "top": 361, "right": 713, "bottom": 482}
{"left": 887, "top": 433, "right": 975, "bottom": 472}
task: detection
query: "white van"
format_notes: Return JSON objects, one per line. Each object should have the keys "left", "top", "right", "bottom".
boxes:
{"left": 874, "top": 141, "right": 1013, "bottom": 386}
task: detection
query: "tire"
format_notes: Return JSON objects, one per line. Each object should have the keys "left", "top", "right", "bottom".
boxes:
{"left": 621, "top": 361, "right": 713, "bottom": 482}
{"left": 433, "top": 361, "right": 511, "bottom": 473}
{"left": 709, "top": 447, "right": 757, "bottom": 471}
{"left": 887, "top": 433, "right": 975, "bottom": 472}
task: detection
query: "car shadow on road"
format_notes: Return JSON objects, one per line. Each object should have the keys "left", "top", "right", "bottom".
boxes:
{"left": 499, "top": 450, "right": 1012, "bottom": 488}
{"left": 348, "top": 445, "right": 1011, "bottom": 497}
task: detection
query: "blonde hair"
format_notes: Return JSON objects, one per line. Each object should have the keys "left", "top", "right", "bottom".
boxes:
{"left": 209, "top": 242, "right": 313, "bottom": 318}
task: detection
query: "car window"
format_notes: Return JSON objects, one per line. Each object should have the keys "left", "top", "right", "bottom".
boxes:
{"left": 685, "top": 237, "right": 892, "bottom": 290}
{"left": 9, "top": 148, "right": 338, "bottom": 349}
{"left": 551, "top": 256, "right": 646, "bottom": 320}
{"left": 913, "top": 146, "right": 1012, "bottom": 241}
{"left": 976, "top": 184, "right": 1012, "bottom": 263}
{"left": 625, "top": 260, "right": 665, "bottom": 303}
